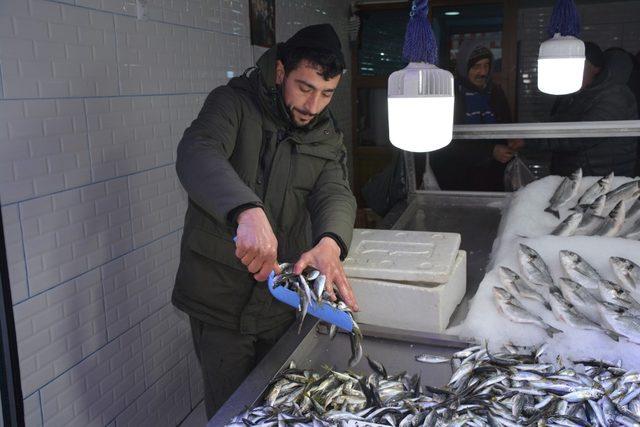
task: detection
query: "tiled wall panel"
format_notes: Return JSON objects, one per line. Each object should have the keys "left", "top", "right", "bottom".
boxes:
{"left": 140, "top": 304, "right": 190, "bottom": 387}
{"left": 1, "top": 205, "right": 29, "bottom": 303}
{"left": 0, "top": 99, "right": 90, "bottom": 204}
{"left": 14, "top": 269, "right": 107, "bottom": 396}
{"left": 101, "top": 232, "right": 179, "bottom": 341}
{"left": 39, "top": 327, "right": 145, "bottom": 427}
{"left": 0, "top": 0, "right": 119, "bottom": 99}
{"left": 115, "top": 358, "right": 190, "bottom": 427}
{"left": 129, "top": 166, "right": 186, "bottom": 248}
{"left": 20, "top": 179, "right": 132, "bottom": 295}
{"left": 1, "top": 0, "right": 351, "bottom": 425}
{"left": 24, "top": 392, "right": 43, "bottom": 427}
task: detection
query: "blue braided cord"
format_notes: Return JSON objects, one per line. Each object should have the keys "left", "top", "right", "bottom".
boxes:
{"left": 402, "top": 0, "right": 438, "bottom": 64}
{"left": 547, "top": 0, "right": 581, "bottom": 37}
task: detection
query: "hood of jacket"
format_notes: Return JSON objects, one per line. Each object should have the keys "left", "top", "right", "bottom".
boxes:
{"left": 603, "top": 49, "right": 633, "bottom": 85}
{"left": 456, "top": 40, "right": 494, "bottom": 81}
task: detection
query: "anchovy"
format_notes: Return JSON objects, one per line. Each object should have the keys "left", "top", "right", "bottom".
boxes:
{"left": 552, "top": 212, "right": 583, "bottom": 236}
{"left": 415, "top": 354, "right": 451, "bottom": 364}
{"left": 546, "top": 168, "right": 582, "bottom": 218}
{"left": 230, "top": 340, "right": 640, "bottom": 427}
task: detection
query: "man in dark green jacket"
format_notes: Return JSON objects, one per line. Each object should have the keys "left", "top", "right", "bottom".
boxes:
{"left": 172, "top": 24, "right": 358, "bottom": 419}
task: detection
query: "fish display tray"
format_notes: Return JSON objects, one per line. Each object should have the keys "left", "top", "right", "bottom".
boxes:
{"left": 209, "top": 320, "right": 470, "bottom": 426}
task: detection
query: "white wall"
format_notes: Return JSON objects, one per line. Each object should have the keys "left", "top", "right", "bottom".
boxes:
{"left": 0, "top": 0, "right": 350, "bottom": 426}
{"left": 517, "top": 0, "right": 640, "bottom": 122}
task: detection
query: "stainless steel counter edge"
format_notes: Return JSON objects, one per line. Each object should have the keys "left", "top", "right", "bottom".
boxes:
{"left": 454, "top": 120, "right": 640, "bottom": 139}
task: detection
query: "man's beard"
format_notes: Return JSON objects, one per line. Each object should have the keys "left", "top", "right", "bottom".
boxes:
{"left": 288, "top": 104, "right": 317, "bottom": 127}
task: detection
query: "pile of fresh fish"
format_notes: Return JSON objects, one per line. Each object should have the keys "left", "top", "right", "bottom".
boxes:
{"left": 545, "top": 169, "right": 640, "bottom": 239}
{"left": 494, "top": 243, "right": 640, "bottom": 345}
{"left": 227, "top": 344, "right": 640, "bottom": 426}
{"left": 273, "top": 263, "right": 363, "bottom": 367}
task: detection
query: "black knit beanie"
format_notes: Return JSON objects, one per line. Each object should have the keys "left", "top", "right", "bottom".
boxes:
{"left": 467, "top": 46, "right": 493, "bottom": 72}
{"left": 281, "top": 24, "right": 345, "bottom": 66}
{"left": 584, "top": 41, "right": 604, "bottom": 68}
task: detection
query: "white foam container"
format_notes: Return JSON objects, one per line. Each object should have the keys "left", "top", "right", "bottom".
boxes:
{"left": 345, "top": 229, "right": 467, "bottom": 332}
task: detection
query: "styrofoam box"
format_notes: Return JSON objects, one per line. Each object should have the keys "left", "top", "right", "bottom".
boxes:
{"left": 343, "top": 229, "right": 461, "bottom": 283}
{"left": 345, "top": 229, "right": 467, "bottom": 332}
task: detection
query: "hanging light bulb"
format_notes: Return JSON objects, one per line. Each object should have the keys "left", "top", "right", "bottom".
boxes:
{"left": 388, "top": 0, "right": 454, "bottom": 153}
{"left": 537, "top": 0, "right": 585, "bottom": 95}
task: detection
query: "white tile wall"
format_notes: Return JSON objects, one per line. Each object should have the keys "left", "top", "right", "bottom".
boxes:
{"left": 85, "top": 96, "right": 176, "bottom": 181}
{"left": 0, "top": 0, "right": 119, "bottom": 98}
{"left": 1, "top": 0, "right": 351, "bottom": 425}
{"left": 129, "top": 166, "right": 186, "bottom": 248}
{"left": 24, "top": 392, "right": 43, "bottom": 427}
{"left": 101, "top": 231, "right": 179, "bottom": 340}
{"left": 14, "top": 268, "right": 107, "bottom": 396}
{"left": 115, "top": 358, "right": 190, "bottom": 427}
{"left": 1, "top": 205, "right": 28, "bottom": 303}
{"left": 20, "top": 178, "right": 133, "bottom": 295}
{"left": 0, "top": 99, "right": 91, "bottom": 204}
{"left": 39, "top": 327, "right": 145, "bottom": 427}
{"left": 140, "top": 304, "right": 190, "bottom": 387}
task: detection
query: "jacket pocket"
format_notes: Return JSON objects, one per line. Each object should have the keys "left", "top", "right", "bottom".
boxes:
{"left": 186, "top": 228, "right": 246, "bottom": 272}
{"left": 290, "top": 144, "right": 338, "bottom": 191}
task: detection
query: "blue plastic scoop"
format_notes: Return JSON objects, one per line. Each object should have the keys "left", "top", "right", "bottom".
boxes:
{"left": 232, "top": 237, "right": 353, "bottom": 332}
{"left": 267, "top": 270, "right": 353, "bottom": 333}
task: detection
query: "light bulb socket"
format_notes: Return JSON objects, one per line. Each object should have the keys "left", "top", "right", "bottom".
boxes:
{"left": 538, "top": 33, "right": 585, "bottom": 60}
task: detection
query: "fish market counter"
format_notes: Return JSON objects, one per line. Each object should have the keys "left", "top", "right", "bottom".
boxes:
{"left": 209, "top": 191, "right": 504, "bottom": 425}
{"left": 208, "top": 321, "right": 470, "bottom": 426}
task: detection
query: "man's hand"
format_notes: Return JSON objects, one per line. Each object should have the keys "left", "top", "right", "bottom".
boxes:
{"left": 507, "top": 139, "right": 525, "bottom": 151}
{"left": 293, "top": 237, "right": 359, "bottom": 312}
{"left": 492, "top": 144, "right": 516, "bottom": 163}
{"left": 235, "top": 207, "right": 280, "bottom": 282}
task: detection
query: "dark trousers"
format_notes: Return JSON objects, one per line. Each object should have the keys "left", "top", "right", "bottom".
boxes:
{"left": 189, "top": 317, "right": 293, "bottom": 420}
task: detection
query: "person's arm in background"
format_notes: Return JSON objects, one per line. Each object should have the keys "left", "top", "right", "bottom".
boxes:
{"left": 491, "top": 84, "right": 522, "bottom": 162}
{"left": 175, "top": 86, "right": 279, "bottom": 281}
{"left": 292, "top": 143, "right": 359, "bottom": 311}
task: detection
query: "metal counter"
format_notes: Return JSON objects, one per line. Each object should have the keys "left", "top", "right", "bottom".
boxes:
{"left": 208, "top": 320, "right": 471, "bottom": 426}
{"left": 210, "top": 191, "right": 505, "bottom": 425}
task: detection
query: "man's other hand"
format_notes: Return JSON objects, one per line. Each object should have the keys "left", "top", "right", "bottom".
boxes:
{"left": 507, "top": 139, "right": 525, "bottom": 151}
{"left": 293, "top": 237, "right": 359, "bottom": 312}
{"left": 235, "top": 207, "right": 280, "bottom": 282}
{"left": 493, "top": 144, "right": 515, "bottom": 164}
